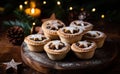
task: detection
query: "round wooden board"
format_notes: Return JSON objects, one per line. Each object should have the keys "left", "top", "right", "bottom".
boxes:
{"left": 21, "top": 39, "right": 118, "bottom": 74}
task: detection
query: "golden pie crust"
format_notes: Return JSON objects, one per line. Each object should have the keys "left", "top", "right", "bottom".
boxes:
{"left": 42, "top": 20, "right": 65, "bottom": 40}
{"left": 83, "top": 31, "right": 107, "bottom": 48}
{"left": 57, "top": 26, "right": 84, "bottom": 44}
{"left": 70, "top": 20, "right": 93, "bottom": 33}
{"left": 44, "top": 40, "right": 70, "bottom": 60}
{"left": 71, "top": 40, "right": 97, "bottom": 59}
{"left": 24, "top": 34, "right": 50, "bottom": 52}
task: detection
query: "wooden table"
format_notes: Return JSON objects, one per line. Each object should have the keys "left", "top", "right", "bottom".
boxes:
{"left": 21, "top": 38, "right": 118, "bottom": 74}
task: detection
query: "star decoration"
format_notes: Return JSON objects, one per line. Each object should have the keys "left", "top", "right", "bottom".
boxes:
{"left": 41, "top": 13, "right": 56, "bottom": 22}
{"left": 3, "top": 59, "right": 22, "bottom": 70}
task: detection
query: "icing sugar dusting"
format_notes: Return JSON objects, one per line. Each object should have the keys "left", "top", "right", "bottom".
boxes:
{"left": 65, "top": 26, "right": 77, "bottom": 34}
{"left": 88, "top": 31, "right": 100, "bottom": 37}
{"left": 30, "top": 34, "right": 43, "bottom": 40}
{"left": 49, "top": 20, "right": 62, "bottom": 30}
{"left": 76, "top": 21, "right": 84, "bottom": 26}
{"left": 51, "top": 40, "right": 64, "bottom": 49}
{"left": 72, "top": 21, "right": 86, "bottom": 30}
{"left": 78, "top": 41, "right": 91, "bottom": 48}
{"left": 79, "top": 21, "right": 85, "bottom": 30}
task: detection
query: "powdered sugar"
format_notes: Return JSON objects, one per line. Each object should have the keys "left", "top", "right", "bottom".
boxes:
{"left": 29, "top": 34, "right": 44, "bottom": 41}
{"left": 78, "top": 40, "right": 91, "bottom": 48}
{"left": 87, "top": 31, "right": 102, "bottom": 37}
{"left": 49, "top": 40, "right": 64, "bottom": 49}
{"left": 48, "top": 20, "right": 63, "bottom": 30}
{"left": 64, "top": 26, "right": 78, "bottom": 34}
{"left": 70, "top": 21, "right": 85, "bottom": 29}
{"left": 70, "top": 20, "right": 93, "bottom": 31}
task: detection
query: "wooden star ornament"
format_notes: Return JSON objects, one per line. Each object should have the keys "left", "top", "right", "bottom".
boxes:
{"left": 41, "top": 13, "right": 56, "bottom": 22}
{"left": 3, "top": 59, "right": 22, "bottom": 70}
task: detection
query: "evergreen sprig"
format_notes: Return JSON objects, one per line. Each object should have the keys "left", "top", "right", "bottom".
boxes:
{"left": 3, "top": 20, "right": 31, "bottom": 36}
{"left": 14, "top": 9, "right": 35, "bottom": 24}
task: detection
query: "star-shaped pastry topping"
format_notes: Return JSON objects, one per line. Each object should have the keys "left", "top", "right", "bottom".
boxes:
{"left": 46, "top": 20, "right": 64, "bottom": 30}
{"left": 65, "top": 26, "right": 78, "bottom": 34}
{"left": 3, "top": 59, "right": 22, "bottom": 70}
{"left": 72, "top": 21, "right": 85, "bottom": 30}
{"left": 41, "top": 13, "right": 56, "bottom": 22}
{"left": 52, "top": 40, "right": 64, "bottom": 49}
{"left": 78, "top": 41, "right": 91, "bottom": 48}
{"left": 87, "top": 31, "right": 101, "bottom": 37}
{"left": 29, "top": 34, "right": 46, "bottom": 41}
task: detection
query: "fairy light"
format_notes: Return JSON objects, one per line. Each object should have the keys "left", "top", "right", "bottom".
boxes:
{"left": 80, "top": 8, "right": 84, "bottom": 11}
{"left": 43, "top": 1, "right": 46, "bottom": 4}
{"left": 57, "top": 1, "right": 61, "bottom": 5}
{"left": 31, "top": 8, "right": 35, "bottom": 14}
{"left": 24, "top": 1, "right": 28, "bottom": 5}
{"left": 101, "top": 14, "right": 105, "bottom": 19}
{"left": 0, "top": 7, "right": 4, "bottom": 12}
{"left": 33, "top": 22, "right": 36, "bottom": 25}
{"left": 92, "top": 8, "right": 96, "bottom": 12}
{"left": 31, "top": 22, "right": 36, "bottom": 34}
{"left": 19, "top": 5, "right": 23, "bottom": 10}
{"left": 69, "top": 6, "right": 73, "bottom": 10}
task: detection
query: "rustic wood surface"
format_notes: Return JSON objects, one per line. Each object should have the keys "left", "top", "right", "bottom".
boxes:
{"left": 21, "top": 39, "right": 118, "bottom": 74}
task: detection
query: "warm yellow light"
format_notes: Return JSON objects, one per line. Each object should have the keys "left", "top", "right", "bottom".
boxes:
{"left": 80, "top": 8, "right": 84, "bottom": 11}
{"left": 69, "top": 6, "right": 73, "bottom": 10}
{"left": 30, "top": 1, "right": 36, "bottom": 8}
{"left": 0, "top": 7, "right": 5, "bottom": 12}
{"left": 24, "top": 1, "right": 28, "bottom": 5}
{"left": 101, "top": 14, "right": 105, "bottom": 18}
{"left": 57, "top": 1, "right": 61, "bottom": 5}
{"left": 19, "top": 5, "right": 23, "bottom": 10}
{"left": 92, "top": 8, "right": 96, "bottom": 12}
{"left": 31, "top": 22, "right": 36, "bottom": 34}
{"left": 43, "top": 1, "right": 46, "bottom": 4}
{"left": 31, "top": 8, "right": 35, "bottom": 14}
{"left": 32, "top": 22, "right": 36, "bottom": 25}
{"left": 25, "top": 8, "right": 41, "bottom": 17}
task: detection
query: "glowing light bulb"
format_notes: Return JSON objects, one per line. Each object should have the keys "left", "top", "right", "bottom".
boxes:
{"left": 92, "top": 8, "right": 96, "bottom": 12}
{"left": 24, "top": 1, "right": 28, "bottom": 5}
{"left": 69, "top": 6, "right": 73, "bottom": 10}
{"left": 19, "top": 5, "right": 23, "bottom": 10}
{"left": 43, "top": 1, "right": 46, "bottom": 4}
{"left": 31, "top": 8, "right": 35, "bottom": 14}
{"left": 57, "top": 1, "right": 61, "bottom": 5}
{"left": 101, "top": 14, "right": 105, "bottom": 19}
{"left": 31, "top": 22, "right": 36, "bottom": 34}
{"left": 33, "top": 22, "right": 36, "bottom": 25}
{"left": 80, "top": 8, "right": 84, "bottom": 11}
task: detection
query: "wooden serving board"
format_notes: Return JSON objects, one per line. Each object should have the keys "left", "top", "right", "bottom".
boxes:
{"left": 21, "top": 39, "right": 118, "bottom": 74}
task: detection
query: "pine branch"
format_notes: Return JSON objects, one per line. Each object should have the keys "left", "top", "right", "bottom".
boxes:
{"left": 3, "top": 20, "right": 31, "bottom": 36}
{"left": 14, "top": 9, "right": 35, "bottom": 24}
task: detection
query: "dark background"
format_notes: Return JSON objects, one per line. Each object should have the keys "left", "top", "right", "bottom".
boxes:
{"left": 0, "top": 0, "right": 119, "bottom": 23}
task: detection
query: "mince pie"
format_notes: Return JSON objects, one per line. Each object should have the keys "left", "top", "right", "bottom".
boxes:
{"left": 57, "top": 26, "right": 83, "bottom": 44}
{"left": 44, "top": 40, "right": 70, "bottom": 60}
{"left": 70, "top": 20, "right": 93, "bottom": 33}
{"left": 24, "top": 34, "right": 50, "bottom": 52}
{"left": 42, "top": 20, "right": 65, "bottom": 40}
{"left": 71, "top": 40, "right": 97, "bottom": 59}
{"left": 83, "top": 31, "right": 107, "bottom": 48}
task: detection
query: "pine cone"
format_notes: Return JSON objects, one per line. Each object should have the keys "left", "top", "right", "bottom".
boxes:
{"left": 7, "top": 26, "right": 24, "bottom": 45}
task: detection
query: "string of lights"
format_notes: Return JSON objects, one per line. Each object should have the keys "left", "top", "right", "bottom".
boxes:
{"left": 1, "top": 0, "right": 119, "bottom": 23}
